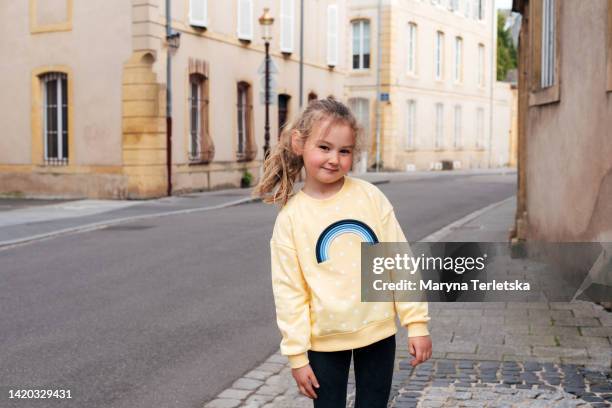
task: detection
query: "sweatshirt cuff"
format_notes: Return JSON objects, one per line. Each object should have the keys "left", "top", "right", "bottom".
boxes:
{"left": 406, "top": 322, "right": 429, "bottom": 337}
{"left": 288, "top": 353, "right": 309, "bottom": 369}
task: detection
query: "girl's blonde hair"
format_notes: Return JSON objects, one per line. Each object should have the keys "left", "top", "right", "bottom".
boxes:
{"left": 252, "top": 97, "right": 362, "bottom": 207}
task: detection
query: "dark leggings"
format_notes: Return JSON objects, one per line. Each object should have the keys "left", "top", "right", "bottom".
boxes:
{"left": 307, "top": 335, "right": 395, "bottom": 408}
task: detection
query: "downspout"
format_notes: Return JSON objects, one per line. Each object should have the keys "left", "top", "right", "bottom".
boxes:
{"left": 488, "top": 0, "right": 495, "bottom": 168}
{"left": 374, "top": 0, "right": 382, "bottom": 172}
{"left": 165, "top": 0, "right": 173, "bottom": 196}
{"left": 299, "top": 0, "right": 304, "bottom": 108}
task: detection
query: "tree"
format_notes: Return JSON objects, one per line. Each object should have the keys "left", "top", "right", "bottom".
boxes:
{"left": 497, "top": 12, "right": 517, "bottom": 81}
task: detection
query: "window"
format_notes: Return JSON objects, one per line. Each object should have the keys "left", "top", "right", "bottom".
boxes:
{"left": 476, "top": 107, "right": 484, "bottom": 149}
{"left": 608, "top": 0, "right": 612, "bottom": 91}
{"left": 189, "top": 0, "right": 207, "bottom": 28}
{"left": 406, "top": 100, "right": 416, "bottom": 149}
{"left": 541, "top": 0, "right": 556, "bottom": 88}
{"left": 478, "top": 43, "right": 485, "bottom": 86}
{"left": 454, "top": 105, "right": 462, "bottom": 148}
{"left": 407, "top": 23, "right": 417, "bottom": 74}
{"left": 280, "top": 0, "right": 294, "bottom": 53}
{"left": 435, "top": 103, "right": 444, "bottom": 149}
{"left": 435, "top": 31, "right": 445, "bottom": 80}
{"left": 237, "top": 0, "right": 253, "bottom": 41}
{"left": 188, "top": 72, "right": 213, "bottom": 163}
{"left": 477, "top": 0, "right": 485, "bottom": 20}
{"left": 236, "top": 82, "right": 255, "bottom": 160}
{"left": 454, "top": 36, "right": 463, "bottom": 82}
{"left": 349, "top": 98, "right": 370, "bottom": 170}
{"left": 278, "top": 94, "right": 291, "bottom": 137}
{"left": 529, "top": 0, "right": 560, "bottom": 105}
{"left": 327, "top": 5, "right": 339, "bottom": 66}
{"left": 352, "top": 20, "right": 370, "bottom": 69}
{"left": 189, "top": 74, "right": 203, "bottom": 160}
{"left": 449, "top": 0, "right": 460, "bottom": 12}
{"left": 42, "top": 72, "right": 68, "bottom": 165}
{"left": 464, "top": 0, "right": 471, "bottom": 18}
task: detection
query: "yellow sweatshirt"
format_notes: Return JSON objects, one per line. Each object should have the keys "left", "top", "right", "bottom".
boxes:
{"left": 270, "top": 176, "right": 430, "bottom": 369}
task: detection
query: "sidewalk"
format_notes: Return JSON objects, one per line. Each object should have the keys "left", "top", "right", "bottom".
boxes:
{"left": 0, "top": 168, "right": 514, "bottom": 249}
{"left": 204, "top": 197, "right": 612, "bottom": 408}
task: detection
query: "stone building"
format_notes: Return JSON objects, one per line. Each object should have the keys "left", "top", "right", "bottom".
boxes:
{"left": 0, "top": 0, "right": 347, "bottom": 198}
{"left": 512, "top": 0, "right": 612, "bottom": 242}
{"left": 346, "top": 0, "right": 514, "bottom": 172}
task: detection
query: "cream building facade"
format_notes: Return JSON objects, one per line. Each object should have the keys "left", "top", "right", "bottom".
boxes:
{"left": 0, "top": 0, "right": 347, "bottom": 199}
{"left": 347, "top": 0, "right": 514, "bottom": 172}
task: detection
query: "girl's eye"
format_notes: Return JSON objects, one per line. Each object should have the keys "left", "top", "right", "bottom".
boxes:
{"left": 319, "top": 145, "right": 329, "bottom": 151}
{"left": 341, "top": 150, "right": 351, "bottom": 154}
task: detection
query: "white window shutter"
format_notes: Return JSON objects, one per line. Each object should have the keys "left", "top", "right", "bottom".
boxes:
{"left": 327, "top": 4, "right": 338, "bottom": 66}
{"left": 280, "top": 0, "right": 294, "bottom": 53}
{"left": 189, "top": 0, "right": 207, "bottom": 28}
{"left": 237, "top": 0, "right": 253, "bottom": 41}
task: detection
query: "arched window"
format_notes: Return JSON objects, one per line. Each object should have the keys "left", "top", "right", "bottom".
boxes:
{"left": 236, "top": 81, "right": 256, "bottom": 161}
{"left": 188, "top": 58, "right": 214, "bottom": 163}
{"left": 41, "top": 72, "right": 68, "bottom": 165}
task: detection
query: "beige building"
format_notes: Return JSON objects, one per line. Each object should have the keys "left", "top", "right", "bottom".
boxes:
{"left": 347, "top": 0, "right": 514, "bottom": 172}
{"left": 0, "top": 0, "right": 347, "bottom": 199}
{"left": 512, "top": 0, "right": 612, "bottom": 242}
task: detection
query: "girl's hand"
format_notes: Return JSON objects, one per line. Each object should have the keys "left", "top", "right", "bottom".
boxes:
{"left": 291, "top": 364, "right": 319, "bottom": 399}
{"left": 409, "top": 335, "right": 432, "bottom": 366}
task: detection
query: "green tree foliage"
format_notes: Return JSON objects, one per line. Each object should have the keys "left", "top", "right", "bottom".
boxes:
{"left": 497, "top": 12, "right": 517, "bottom": 81}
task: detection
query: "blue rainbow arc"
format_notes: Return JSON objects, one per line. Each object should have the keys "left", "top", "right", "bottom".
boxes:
{"left": 315, "top": 219, "right": 379, "bottom": 263}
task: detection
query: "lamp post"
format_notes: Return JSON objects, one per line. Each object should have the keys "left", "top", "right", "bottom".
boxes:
{"left": 259, "top": 8, "right": 274, "bottom": 159}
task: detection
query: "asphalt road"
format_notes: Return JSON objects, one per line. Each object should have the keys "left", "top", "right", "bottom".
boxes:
{"left": 0, "top": 173, "right": 516, "bottom": 408}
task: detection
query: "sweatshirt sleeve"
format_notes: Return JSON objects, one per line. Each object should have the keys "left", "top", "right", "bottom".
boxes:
{"left": 270, "top": 238, "right": 311, "bottom": 368}
{"left": 380, "top": 198, "right": 431, "bottom": 338}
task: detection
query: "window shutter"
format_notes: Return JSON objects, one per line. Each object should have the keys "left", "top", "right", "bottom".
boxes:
{"left": 327, "top": 4, "right": 338, "bottom": 67}
{"left": 280, "top": 0, "right": 294, "bottom": 53}
{"left": 237, "top": 0, "right": 253, "bottom": 41}
{"left": 189, "top": 0, "right": 207, "bottom": 28}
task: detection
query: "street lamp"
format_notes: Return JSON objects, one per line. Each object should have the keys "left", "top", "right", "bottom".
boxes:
{"left": 259, "top": 8, "right": 274, "bottom": 159}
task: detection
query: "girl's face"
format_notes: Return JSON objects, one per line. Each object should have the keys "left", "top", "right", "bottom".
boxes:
{"left": 297, "top": 119, "right": 355, "bottom": 187}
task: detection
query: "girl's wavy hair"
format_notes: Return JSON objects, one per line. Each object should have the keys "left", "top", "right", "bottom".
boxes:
{"left": 252, "top": 97, "right": 363, "bottom": 207}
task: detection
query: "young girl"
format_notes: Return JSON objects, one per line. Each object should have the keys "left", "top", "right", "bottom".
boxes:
{"left": 253, "top": 98, "right": 432, "bottom": 408}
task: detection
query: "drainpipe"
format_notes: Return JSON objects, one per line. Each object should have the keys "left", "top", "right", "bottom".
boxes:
{"left": 374, "top": 0, "right": 382, "bottom": 172}
{"left": 165, "top": 0, "right": 173, "bottom": 196}
{"left": 299, "top": 0, "right": 304, "bottom": 108}
{"left": 488, "top": 0, "right": 495, "bottom": 168}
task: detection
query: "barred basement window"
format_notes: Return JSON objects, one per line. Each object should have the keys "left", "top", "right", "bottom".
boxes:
{"left": 42, "top": 72, "right": 68, "bottom": 165}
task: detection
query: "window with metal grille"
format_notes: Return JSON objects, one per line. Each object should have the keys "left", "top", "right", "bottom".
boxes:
{"left": 42, "top": 72, "right": 68, "bottom": 165}
{"left": 237, "top": 82, "right": 249, "bottom": 158}
{"left": 435, "top": 31, "right": 445, "bottom": 80}
{"left": 352, "top": 20, "right": 370, "bottom": 70}
{"left": 189, "top": 74, "right": 204, "bottom": 160}
{"left": 407, "top": 23, "right": 417, "bottom": 74}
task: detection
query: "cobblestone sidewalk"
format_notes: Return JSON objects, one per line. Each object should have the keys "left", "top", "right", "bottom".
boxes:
{"left": 203, "top": 199, "right": 612, "bottom": 408}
